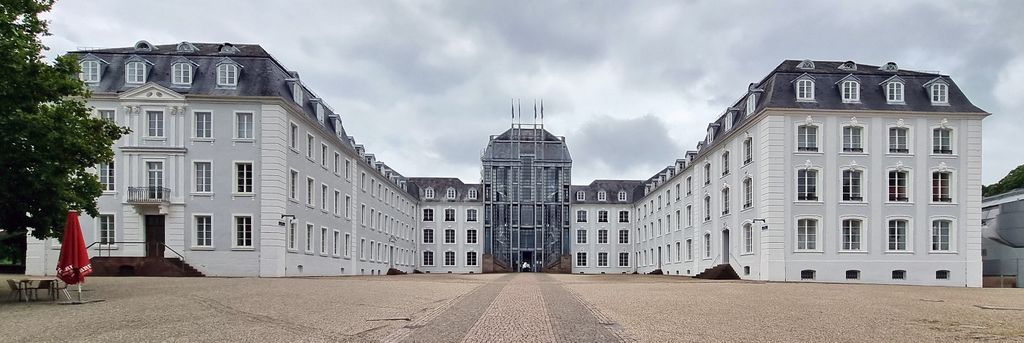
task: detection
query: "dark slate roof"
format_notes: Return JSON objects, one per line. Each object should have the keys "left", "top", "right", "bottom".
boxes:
{"left": 407, "top": 177, "right": 482, "bottom": 203}
{"left": 482, "top": 126, "right": 572, "bottom": 162}
{"left": 570, "top": 180, "right": 644, "bottom": 205}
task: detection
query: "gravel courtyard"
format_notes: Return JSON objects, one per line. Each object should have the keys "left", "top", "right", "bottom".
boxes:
{"left": 1, "top": 273, "right": 1022, "bottom": 342}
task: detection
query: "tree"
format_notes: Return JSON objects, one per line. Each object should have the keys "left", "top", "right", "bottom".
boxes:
{"left": 983, "top": 164, "right": 1024, "bottom": 197}
{"left": 0, "top": 0, "right": 129, "bottom": 241}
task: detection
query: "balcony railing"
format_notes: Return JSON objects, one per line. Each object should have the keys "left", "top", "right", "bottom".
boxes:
{"left": 127, "top": 187, "right": 171, "bottom": 204}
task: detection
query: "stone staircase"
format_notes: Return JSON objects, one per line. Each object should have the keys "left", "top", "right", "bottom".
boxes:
{"left": 694, "top": 264, "right": 740, "bottom": 280}
{"left": 90, "top": 257, "right": 205, "bottom": 277}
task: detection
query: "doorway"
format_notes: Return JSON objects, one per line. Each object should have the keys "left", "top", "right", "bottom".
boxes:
{"left": 145, "top": 215, "right": 165, "bottom": 257}
{"left": 722, "top": 229, "right": 731, "bottom": 264}
{"left": 657, "top": 246, "right": 662, "bottom": 269}
{"left": 520, "top": 251, "right": 534, "bottom": 272}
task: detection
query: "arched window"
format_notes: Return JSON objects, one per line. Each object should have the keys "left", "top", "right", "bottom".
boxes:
{"left": 79, "top": 60, "right": 100, "bottom": 83}
{"left": 703, "top": 233, "right": 711, "bottom": 258}
{"left": 886, "top": 81, "right": 904, "bottom": 103}
{"left": 721, "top": 187, "right": 730, "bottom": 216}
{"left": 703, "top": 195, "right": 711, "bottom": 221}
{"left": 742, "top": 223, "right": 753, "bottom": 253}
{"left": 721, "top": 151, "right": 730, "bottom": 176}
{"left": 576, "top": 191, "right": 586, "bottom": 201}
{"left": 742, "top": 177, "right": 753, "bottom": 209}
{"left": 743, "top": 137, "right": 753, "bottom": 164}
{"left": 617, "top": 191, "right": 627, "bottom": 202}
{"left": 597, "top": 190, "right": 607, "bottom": 201}
{"left": 467, "top": 188, "right": 477, "bottom": 200}
{"left": 446, "top": 187, "right": 456, "bottom": 199}
{"left": 424, "top": 187, "right": 434, "bottom": 199}
{"left": 171, "top": 62, "right": 192, "bottom": 85}
{"left": 841, "top": 80, "right": 860, "bottom": 103}
{"left": 217, "top": 63, "right": 238, "bottom": 86}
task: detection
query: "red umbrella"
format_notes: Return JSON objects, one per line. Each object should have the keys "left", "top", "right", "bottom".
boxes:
{"left": 56, "top": 211, "right": 92, "bottom": 301}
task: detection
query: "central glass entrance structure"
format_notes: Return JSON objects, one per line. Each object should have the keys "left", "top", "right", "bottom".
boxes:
{"left": 481, "top": 124, "right": 572, "bottom": 272}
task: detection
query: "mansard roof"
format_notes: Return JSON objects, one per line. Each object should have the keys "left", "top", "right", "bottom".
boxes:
{"left": 407, "top": 177, "right": 481, "bottom": 203}
{"left": 570, "top": 180, "right": 644, "bottom": 205}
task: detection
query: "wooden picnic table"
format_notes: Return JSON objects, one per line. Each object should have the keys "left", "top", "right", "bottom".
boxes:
{"left": 15, "top": 277, "right": 62, "bottom": 302}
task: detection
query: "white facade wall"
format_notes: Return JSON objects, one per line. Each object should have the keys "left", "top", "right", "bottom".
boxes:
{"left": 417, "top": 202, "right": 484, "bottom": 274}
{"left": 570, "top": 204, "right": 634, "bottom": 274}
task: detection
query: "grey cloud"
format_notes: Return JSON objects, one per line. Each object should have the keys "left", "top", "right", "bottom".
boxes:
{"left": 569, "top": 115, "right": 681, "bottom": 182}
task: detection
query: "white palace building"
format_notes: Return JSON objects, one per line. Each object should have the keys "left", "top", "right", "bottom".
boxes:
{"left": 25, "top": 41, "right": 989, "bottom": 287}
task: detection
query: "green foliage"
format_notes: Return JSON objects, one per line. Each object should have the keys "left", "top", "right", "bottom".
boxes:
{"left": 984, "top": 164, "right": 1024, "bottom": 197}
{"left": 0, "top": 0, "right": 129, "bottom": 240}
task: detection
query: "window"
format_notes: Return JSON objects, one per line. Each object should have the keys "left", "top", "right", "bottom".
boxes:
{"left": 796, "top": 79, "right": 814, "bottom": 101}
{"left": 887, "top": 219, "right": 908, "bottom": 251}
{"left": 234, "top": 216, "right": 253, "bottom": 248}
{"left": 686, "top": 205, "right": 693, "bottom": 226}
{"left": 686, "top": 177, "right": 692, "bottom": 195}
{"left": 186, "top": 214, "right": 211, "bottom": 248}
{"left": 172, "top": 62, "right": 192, "bottom": 85}
{"left": 703, "top": 164, "right": 711, "bottom": 185}
{"left": 333, "top": 152, "right": 340, "bottom": 174}
{"left": 841, "top": 80, "right": 859, "bottom": 102}
{"left": 235, "top": 162, "right": 253, "bottom": 194}
{"left": 423, "top": 229, "right": 434, "bottom": 244}
{"left": 422, "top": 209, "right": 434, "bottom": 221}
{"left": 345, "top": 195, "right": 351, "bottom": 219}
{"left": 797, "top": 169, "right": 818, "bottom": 201}
{"left": 288, "top": 123, "right": 299, "bottom": 149}
{"left": 345, "top": 160, "right": 352, "bottom": 180}
{"left": 577, "top": 229, "right": 587, "bottom": 244}
{"left": 743, "top": 178, "right": 752, "bottom": 209}
{"left": 424, "top": 187, "right": 435, "bottom": 199}
{"left": 125, "top": 61, "right": 145, "bottom": 84}
{"left": 98, "top": 214, "right": 115, "bottom": 245}
{"left": 320, "top": 227, "right": 328, "bottom": 254}
{"left": 618, "top": 210, "right": 629, "bottom": 223}
{"left": 576, "top": 191, "right": 586, "bottom": 201}
{"left": 892, "top": 270, "right": 906, "bottom": 280}
{"left": 444, "top": 208, "right": 456, "bottom": 222}
{"left": 287, "top": 221, "right": 296, "bottom": 250}
{"left": 930, "top": 83, "right": 948, "bottom": 104}
{"left": 98, "top": 109, "right": 115, "bottom": 122}
{"left": 320, "top": 144, "right": 328, "bottom": 168}
{"left": 888, "top": 170, "right": 909, "bottom": 202}
{"left": 467, "top": 251, "right": 478, "bottom": 266}
{"left": 746, "top": 95, "right": 756, "bottom": 116}
{"left": 686, "top": 239, "right": 693, "bottom": 260}
{"left": 217, "top": 63, "right": 238, "bottom": 86}
{"left": 304, "top": 224, "right": 313, "bottom": 252}
{"left": 576, "top": 210, "right": 587, "bottom": 223}
{"left": 703, "top": 196, "right": 711, "bottom": 221}
{"left": 235, "top": 112, "right": 253, "bottom": 139}
{"left": 743, "top": 223, "right": 753, "bottom": 254}
{"left": 932, "top": 220, "right": 951, "bottom": 251}
{"left": 743, "top": 137, "right": 753, "bottom": 164}
{"left": 321, "top": 184, "right": 329, "bottom": 211}
{"left": 467, "top": 229, "right": 478, "bottom": 244}
{"left": 933, "top": 128, "right": 952, "bottom": 154}
{"left": 598, "top": 210, "right": 608, "bottom": 223}
{"left": 146, "top": 161, "right": 164, "bottom": 191}
{"left": 721, "top": 152, "right": 730, "bottom": 175}
{"left": 305, "top": 134, "right": 315, "bottom": 160}
{"left": 194, "top": 111, "right": 212, "bottom": 139}
{"left": 598, "top": 252, "right": 608, "bottom": 267}
{"left": 932, "top": 172, "right": 952, "bottom": 202}
{"left": 889, "top": 127, "right": 909, "bottom": 153}
{"left": 288, "top": 170, "right": 298, "bottom": 199}
{"left": 842, "top": 219, "right": 862, "bottom": 251}
{"left": 598, "top": 229, "right": 608, "bottom": 244}
{"left": 80, "top": 60, "right": 100, "bottom": 83}
{"left": 842, "top": 170, "right": 862, "bottom": 201}
{"left": 99, "top": 162, "right": 115, "bottom": 191}
{"left": 796, "top": 219, "right": 817, "bottom": 251}
{"left": 618, "top": 229, "right": 629, "bottom": 244}
{"left": 887, "top": 81, "right": 904, "bottom": 103}
{"left": 597, "top": 191, "right": 607, "bottom": 201}
{"left": 146, "top": 111, "right": 164, "bottom": 137}
{"left": 703, "top": 233, "right": 711, "bottom": 258}
{"left": 618, "top": 252, "right": 629, "bottom": 267}
{"left": 617, "top": 191, "right": 627, "bottom": 202}
{"left": 801, "top": 270, "right": 816, "bottom": 280}
{"left": 332, "top": 230, "right": 340, "bottom": 255}
{"left": 797, "top": 125, "right": 818, "bottom": 151}
{"left": 423, "top": 251, "right": 434, "bottom": 266}
{"left": 721, "top": 188, "right": 730, "bottom": 215}
{"left": 846, "top": 270, "right": 861, "bottom": 280}
{"left": 842, "top": 126, "right": 862, "bottom": 152}
{"left": 467, "top": 209, "right": 478, "bottom": 222}
{"left": 446, "top": 187, "right": 456, "bottom": 199}
{"left": 305, "top": 177, "right": 315, "bottom": 206}
{"left": 576, "top": 252, "right": 587, "bottom": 267}
{"left": 194, "top": 162, "right": 212, "bottom": 193}
{"left": 445, "top": 229, "right": 455, "bottom": 244}
{"left": 936, "top": 270, "right": 950, "bottom": 280}
{"left": 468, "top": 188, "right": 477, "bottom": 200}
{"left": 443, "top": 251, "right": 456, "bottom": 266}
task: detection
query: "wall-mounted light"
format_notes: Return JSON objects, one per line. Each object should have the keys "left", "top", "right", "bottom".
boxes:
{"left": 753, "top": 218, "right": 768, "bottom": 230}
{"left": 278, "top": 214, "right": 295, "bottom": 226}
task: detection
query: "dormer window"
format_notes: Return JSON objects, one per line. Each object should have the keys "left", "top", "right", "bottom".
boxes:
{"left": 725, "top": 113, "right": 733, "bottom": 130}
{"left": 841, "top": 80, "right": 860, "bottom": 103}
{"left": 617, "top": 191, "right": 627, "bottom": 202}
{"left": 424, "top": 187, "right": 435, "bottom": 199}
{"left": 796, "top": 79, "right": 814, "bottom": 101}
{"left": 79, "top": 60, "right": 100, "bottom": 83}
{"left": 217, "top": 63, "right": 238, "bottom": 87}
{"left": 292, "top": 82, "right": 304, "bottom": 104}
{"left": 219, "top": 43, "right": 240, "bottom": 54}
{"left": 597, "top": 191, "right": 607, "bottom": 201}
{"left": 133, "top": 40, "right": 154, "bottom": 51}
{"left": 887, "top": 81, "right": 905, "bottom": 103}
{"left": 467, "top": 188, "right": 477, "bottom": 200}
{"left": 172, "top": 62, "right": 193, "bottom": 85}
{"left": 797, "top": 59, "right": 815, "bottom": 69}
{"left": 576, "top": 191, "right": 586, "bottom": 201}
{"left": 746, "top": 95, "right": 756, "bottom": 116}
{"left": 125, "top": 61, "right": 146, "bottom": 84}
{"left": 838, "top": 61, "right": 857, "bottom": 71}
{"left": 176, "top": 41, "right": 198, "bottom": 53}
{"left": 930, "top": 83, "right": 948, "bottom": 104}
{"left": 446, "top": 187, "right": 456, "bottom": 199}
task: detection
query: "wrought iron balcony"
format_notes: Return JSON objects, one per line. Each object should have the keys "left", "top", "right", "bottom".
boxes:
{"left": 127, "top": 187, "right": 171, "bottom": 204}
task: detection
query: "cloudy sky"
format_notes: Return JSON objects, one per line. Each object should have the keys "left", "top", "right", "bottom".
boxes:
{"left": 42, "top": 0, "right": 1024, "bottom": 184}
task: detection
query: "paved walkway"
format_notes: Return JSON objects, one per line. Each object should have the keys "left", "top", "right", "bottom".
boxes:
{"left": 387, "top": 273, "right": 629, "bottom": 343}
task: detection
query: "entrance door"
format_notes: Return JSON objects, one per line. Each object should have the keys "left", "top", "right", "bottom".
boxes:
{"left": 145, "top": 215, "right": 165, "bottom": 257}
{"left": 722, "top": 229, "right": 730, "bottom": 264}
{"left": 521, "top": 251, "right": 534, "bottom": 272}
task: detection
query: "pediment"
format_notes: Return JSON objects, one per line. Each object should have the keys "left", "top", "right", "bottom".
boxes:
{"left": 119, "top": 83, "right": 186, "bottom": 102}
